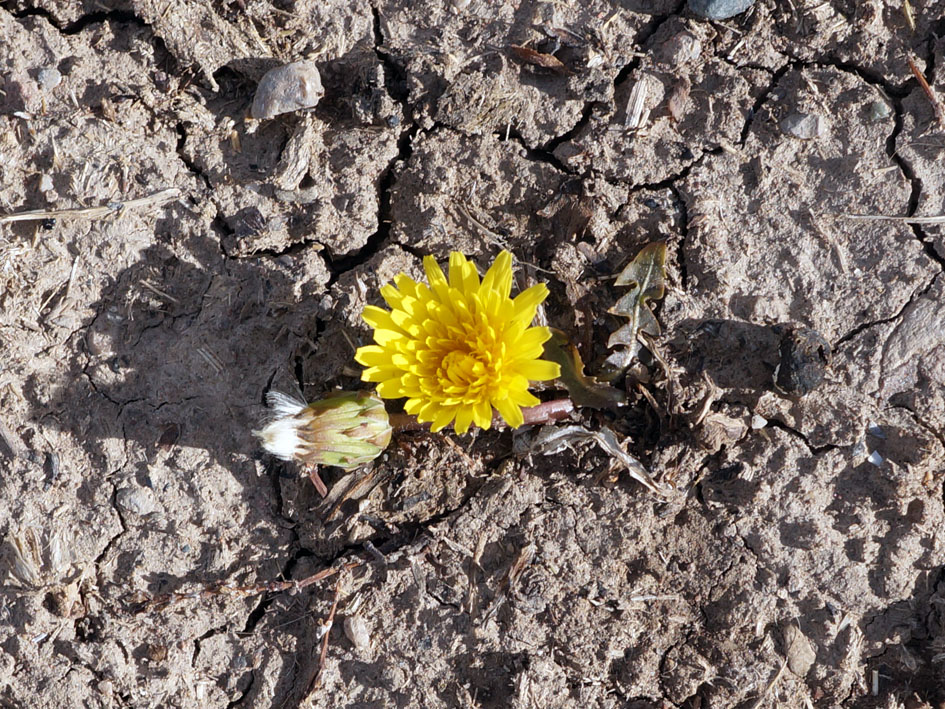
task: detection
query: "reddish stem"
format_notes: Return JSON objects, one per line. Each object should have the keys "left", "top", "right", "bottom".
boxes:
{"left": 389, "top": 397, "right": 574, "bottom": 432}
{"left": 306, "top": 466, "right": 329, "bottom": 498}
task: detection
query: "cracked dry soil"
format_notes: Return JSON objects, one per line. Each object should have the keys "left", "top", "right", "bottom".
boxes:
{"left": 1, "top": 1, "right": 945, "bottom": 707}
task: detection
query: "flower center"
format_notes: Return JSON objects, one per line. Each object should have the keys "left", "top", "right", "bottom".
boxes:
{"left": 437, "top": 348, "right": 495, "bottom": 399}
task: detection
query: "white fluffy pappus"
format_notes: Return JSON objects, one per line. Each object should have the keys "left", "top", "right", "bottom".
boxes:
{"left": 253, "top": 391, "right": 308, "bottom": 461}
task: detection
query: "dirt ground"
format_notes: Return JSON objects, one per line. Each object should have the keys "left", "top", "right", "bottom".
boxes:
{"left": 1, "top": 0, "right": 944, "bottom": 707}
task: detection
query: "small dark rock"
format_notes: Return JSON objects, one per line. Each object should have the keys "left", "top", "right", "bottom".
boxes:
{"left": 688, "top": 0, "right": 755, "bottom": 20}
{"left": 773, "top": 324, "right": 831, "bottom": 396}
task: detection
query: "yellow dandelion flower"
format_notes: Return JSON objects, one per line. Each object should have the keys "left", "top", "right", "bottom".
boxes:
{"left": 354, "top": 250, "right": 561, "bottom": 434}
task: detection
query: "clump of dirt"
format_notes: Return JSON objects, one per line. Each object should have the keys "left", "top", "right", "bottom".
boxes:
{"left": 1, "top": 1, "right": 944, "bottom": 707}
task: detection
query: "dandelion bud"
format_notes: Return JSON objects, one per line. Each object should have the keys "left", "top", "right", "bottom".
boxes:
{"left": 254, "top": 391, "right": 392, "bottom": 470}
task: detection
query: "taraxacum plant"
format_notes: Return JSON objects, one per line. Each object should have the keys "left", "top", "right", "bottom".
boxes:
{"left": 354, "top": 250, "right": 560, "bottom": 433}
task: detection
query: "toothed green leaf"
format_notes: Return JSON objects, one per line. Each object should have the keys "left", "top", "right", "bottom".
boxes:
{"left": 606, "top": 242, "right": 667, "bottom": 367}
{"left": 543, "top": 329, "right": 626, "bottom": 409}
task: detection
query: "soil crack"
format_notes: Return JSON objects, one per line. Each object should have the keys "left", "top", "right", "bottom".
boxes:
{"left": 764, "top": 417, "right": 838, "bottom": 455}
{"left": 2, "top": 2, "right": 149, "bottom": 35}
{"left": 739, "top": 61, "right": 794, "bottom": 145}
{"left": 324, "top": 123, "right": 418, "bottom": 281}
{"left": 174, "top": 123, "right": 214, "bottom": 193}
{"left": 834, "top": 269, "right": 937, "bottom": 349}
{"left": 741, "top": 56, "right": 945, "bottom": 273}
{"left": 92, "top": 482, "right": 127, "bottom": 580}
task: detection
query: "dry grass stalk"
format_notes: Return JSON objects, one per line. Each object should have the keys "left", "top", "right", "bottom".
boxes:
{"left": 0, "top": 188, "right": 181, "bottom": 226}
{"left": 624, "top": 75, "right": 651, "bottom": 130}
{"left": 841, "top": 213, "right": 945, "bottom": 224}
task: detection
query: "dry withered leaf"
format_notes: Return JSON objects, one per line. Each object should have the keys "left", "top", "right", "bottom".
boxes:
{"left": 520, "top": 424, "right": 664, "bottom": 494}
{"left": 508, "top": 45, "right": 569, "bottom": 74}
{"left": 543, "top": 329, "right": 626, "bottom": 409}
{"left": 607, "top": 242, "right": 667, "bottom": 356}
{"left": 696, "top": 412, "right": 748, "bottom": 453}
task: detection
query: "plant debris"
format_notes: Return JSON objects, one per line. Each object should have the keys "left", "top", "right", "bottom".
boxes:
{"left": 516, "top": 424, "right": 664, "bottom": 494}
{"left": 906, "top": 54, "right": 945, "bottom": 129}
{"left": 772, "top": 324, "right": 831, "bottom": 397}
{"left": 508, "top": 45, "right": 570, "bottom": 74}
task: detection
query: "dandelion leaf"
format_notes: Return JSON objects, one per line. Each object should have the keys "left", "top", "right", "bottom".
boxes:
{"left": 605, "top": 240, "right": 667, "bottom": 379}
{"left": 543, "top": 329, "right": 626, "bottom": 409}
{"left": 608, "top": 242, "right": 666, "bottom": 348}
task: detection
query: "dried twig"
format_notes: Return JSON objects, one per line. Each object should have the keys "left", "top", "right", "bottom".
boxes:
{"left": 907, "top": 54, "right": 945, "bottom": 129}
{"left": 0, "top": 188, "right": 181, "bottom": 226}
{"left": 305, "top": 576, "right": 343, "bottom": 696}
{"left": 130, "top": 562, "right": 358, "bottom": 612}
{"left": 306, "top": 466, "right": 329, "bottom": 498}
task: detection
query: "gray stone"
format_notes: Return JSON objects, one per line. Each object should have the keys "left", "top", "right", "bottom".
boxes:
{"left": 656, "top": 31, "right": 703, "bottom": 67}
{"left": 784, "top": 625, "right": 817, "bottom": 677}
{"left": 115, "top": 486, "right": 157, "bottom": 516}
{"left": 867, "top": 99, "right": 893, "bottom": 122}
{"left": 688, "top": 0, "right": 755, "bottom": 20}
{"left": 36, "top": 67, "right": 61, "bottom": 91}
{"left": 780, "top": 111, "right": 829, "bottom": 140}
{"left": 251, "top": 60, "right": 323, "bottom": 120}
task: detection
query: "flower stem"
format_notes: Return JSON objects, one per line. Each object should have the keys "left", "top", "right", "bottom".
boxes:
{"left": 389, "top": 398, "right": 575, "bottom": 432}
{"left": 305, "top": 466, "right": 329, "bottom": 498}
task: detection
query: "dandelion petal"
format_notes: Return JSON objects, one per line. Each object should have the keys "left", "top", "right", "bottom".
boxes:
{"left": 354, "top": 250, "right": 557, "bottom": 434}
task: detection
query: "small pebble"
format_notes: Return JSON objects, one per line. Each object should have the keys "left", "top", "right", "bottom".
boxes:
{"left": 852, "top": 439, "right": 868, "bottom": 460}
{"left": 37, "top": 67, "right": 62, "bottom": 92}
{"left": 688, "top": 0, "right": 755, "bottom": 20}
{"left": 343, "top": 615, "right": 371, "bottom": 653}
{"left": 39, "top": 174, "right": 54, "bottom": 192}
{"left": 115, "top": 486, "right": 157, "bottom": 516}
{"left": 146, "top": 643, "right": 168, "bottom": 662}
{"left": 657, "top": 31, "right": 702, "bottom": 66}
{"left": 750, "top": 414, "right": 768, "bottom": 430}
{"left": 96, "top": 680, "right": 114, "bottom": 698}
{"left": 784, "top": 625, "right": 816, "bottom": 677}
{"left": 251, "top": 60, "right": 323, "bottom": 120}
{"left": 780, "top": 111, "right": 829, "bottom": 140}
{"left": 867, "top": 421, "right": 886, "bottom": 439}
{"left": 867, "top": 100, "right": 892, "bottom": 122}
{"left": 867, "top": 450, "right": 884, "bottom": 467}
